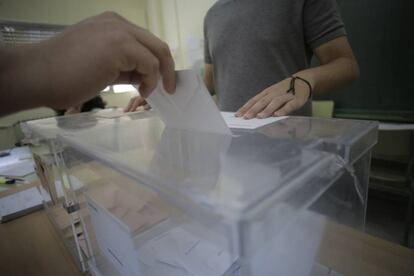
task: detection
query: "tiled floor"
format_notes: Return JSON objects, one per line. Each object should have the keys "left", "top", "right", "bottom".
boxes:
{"left": 365, "top": 189, "right": 414, "bottom": 248}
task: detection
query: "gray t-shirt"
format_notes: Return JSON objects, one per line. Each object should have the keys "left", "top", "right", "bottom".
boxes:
{"left": 204, "top": 0, "right": 346, "bottom": 115}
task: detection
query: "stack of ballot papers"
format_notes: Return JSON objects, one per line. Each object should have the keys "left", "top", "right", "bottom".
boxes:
{"left": 221, "top": 112, "right": 287, "bottom": 130}
{"left": 0, "top": 187, "right": 43, "bottom": 222}
{"left": 86, "top": 181, "right": 238, "bottom": 276}
{"left": 0, "top": 160, "right": 35, "bottom": 178}
{"left": 0, "top": 147, "right": 35, "bottom": 178}
{"left": 137, "top": 226, "right": 237, "bottom": 276}
{"left": 146, "top": 70, "right": 288, "bottom": 133}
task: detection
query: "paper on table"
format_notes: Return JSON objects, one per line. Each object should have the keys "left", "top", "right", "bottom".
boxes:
{"left": 145, "top": 70, "right": 231, "bottom": 135}
{"left": 0, "top": 147, "right": 32, "bottom": 167}
{"left": 0, "top": 160, "right": 35, "bottom": 177}
{"left": 221, "top": 112, "right": 288, "bottom": 130}
{"left": 0, "top": 187, "right": 43, "bottom": 222}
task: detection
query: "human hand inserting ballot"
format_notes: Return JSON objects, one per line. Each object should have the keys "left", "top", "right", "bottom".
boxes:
{"left": 0, "top": 12, "right": 175, "bottom": 116}
{"left": 235, "top": 76, "right": 313, "bottom": 119}
{"left": 124, "top": 95, "right": 151, "bottom": 112}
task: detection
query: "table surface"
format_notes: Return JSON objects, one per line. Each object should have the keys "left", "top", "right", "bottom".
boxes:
{"left": 0, "top": 209, "right": 414, "bottom": 276}
{"left": 379, "top": 122, "right": 414, "bottom": 131}
{"left": 0, "top": 210, "right": 83, "bottom": 276}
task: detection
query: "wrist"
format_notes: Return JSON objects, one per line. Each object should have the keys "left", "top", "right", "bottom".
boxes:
{"left": 287, "top": 75, "right": 313, "bottom": 100}
{"left": 293, "top": 72, "right": 316, "bottom": 92}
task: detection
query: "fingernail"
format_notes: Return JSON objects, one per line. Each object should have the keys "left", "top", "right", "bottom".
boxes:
{"left": 235, "top": 112, "right": 242, "bottom": 117}
{"left": 165, "top": 85, "right": 174, "bottom": 94}
{"left": 257, "top": 113, "right": 264, "bottom": 118}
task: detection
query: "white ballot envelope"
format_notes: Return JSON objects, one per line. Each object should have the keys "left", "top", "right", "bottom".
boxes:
{"left": 145, "top": 70, "right": 231, "bottom": 136}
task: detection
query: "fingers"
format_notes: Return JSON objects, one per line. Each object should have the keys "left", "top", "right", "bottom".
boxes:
{"left": 274, "top": 100, "right": 301, "bottom": 116}
{"left": 101, "top": 12, "right": 176, "bottom": 95}
{"left": 128, "top": 26, "right": 176, "bottom": 94}
{"left": 124, "top": 96, "right": 147, "bottom": 112}
{"left": 123, "top": 42, "right": 161, "bottom": 98}
{"left": 257, "top": 93, "right": 294, "bottom": 118}
{"left": 235, "top": 91, "right": 268, "bottom": 117}
{"left": 236, "top": 92, "right": 297, "bottom": 119}
{"left": 242, "top": 95, "right": 274, "bottom": 119}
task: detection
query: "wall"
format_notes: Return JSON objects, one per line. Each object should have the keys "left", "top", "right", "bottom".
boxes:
{"left": 147, "top": 0, "right": 216, "bottom": 69}
{"left": 0, "top": 0, "right": 148, "bottom": 26}
{"left": 174, "top": 0, "right": 216, "bottom": 68}
{"left": 101, "top": 92, "right": 136, "bottom": 109}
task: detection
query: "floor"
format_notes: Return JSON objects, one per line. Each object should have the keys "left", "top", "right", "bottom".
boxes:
{"left": 365, "top": 189, "right": 414, "bottom": 249}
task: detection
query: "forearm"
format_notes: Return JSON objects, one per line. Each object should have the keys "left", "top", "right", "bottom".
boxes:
{"left": 0, "top": 45, "right": 46, "bottom": 115}
{"left": 204, "top": 76, "right": 215, "bottom": 95}
{"left": 295, "top": 56, "right": 359, "bottom": 96}
{"left": 203, "top": 64, "right": 215, "bottom": 95}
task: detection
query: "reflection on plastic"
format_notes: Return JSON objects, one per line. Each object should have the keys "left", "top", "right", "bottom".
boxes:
{"left": 150, "top": 127, "right": 231, "bottom": 194}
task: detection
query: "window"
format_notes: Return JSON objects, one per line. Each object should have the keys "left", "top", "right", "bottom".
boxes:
{"left": 0, "top": 21, "right": 64, "bottom": 46}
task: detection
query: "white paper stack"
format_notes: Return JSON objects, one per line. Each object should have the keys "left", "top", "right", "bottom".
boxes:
{"left": 221, "top": 112, "right": 288, "bottom": 130}
{"left": 137, "top": 226, "right": 237, "bottom": 276}
{"left": 0, "top": 160, "right": 35, "bottom": 178}
{"left": 0, "top": 187, "right": 43, "bottom": 222}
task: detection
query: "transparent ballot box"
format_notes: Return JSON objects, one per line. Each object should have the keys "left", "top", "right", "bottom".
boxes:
{"left": 20, "top": 109, "right": 158, "bottom": 272}
{"left": 56, "top": 115, "right": 377, "bottom": 276}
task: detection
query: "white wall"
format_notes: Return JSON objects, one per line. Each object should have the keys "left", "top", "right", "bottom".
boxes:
{"left": 174, "top": 0, "right": 217, "bottom": 68}
{"left": 147, "top": 0, "right": 216, "bottom": 69}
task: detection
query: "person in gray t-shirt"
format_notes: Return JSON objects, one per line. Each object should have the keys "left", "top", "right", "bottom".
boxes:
{"left": 204, "top": 0, "right": 359, "bottom": 118}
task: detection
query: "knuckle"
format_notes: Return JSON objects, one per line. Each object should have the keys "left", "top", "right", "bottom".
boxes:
{"left": 102, "top": 11, "right": 119, "bottom": 19}
{"left": 148, "top": 58, "right": 160, "bottom": 73}
{"left": 259, "top": 98, "right": 268, "bottom": 105}
{"left": 110, "top": 30, "right": 128, "bottom": 45}
{"left": 159, "top": 42, "right": 172, "bottom": 58}
{"left": 244, "top": 101, "right": 253, "bottom": 108}
{"left": 251, "top": 104, "right": 262, "bottom": 112}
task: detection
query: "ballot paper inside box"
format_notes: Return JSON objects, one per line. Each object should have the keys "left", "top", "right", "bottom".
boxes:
{"left": 84, "top": 176, "right": 239, "bottom": 276}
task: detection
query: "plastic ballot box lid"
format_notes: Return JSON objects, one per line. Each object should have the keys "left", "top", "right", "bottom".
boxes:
{"left": 57, "top": 115, "right": 374, "bottom": 220}
{"left": 21, "top": 109, "right": 158, "bottom": 141}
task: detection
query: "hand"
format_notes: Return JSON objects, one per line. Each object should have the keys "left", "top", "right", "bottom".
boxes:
{"left": 235, "top": 77, "right": 312, "bottom": 119}
{"left": 2, "top": 12, "right": 176, "bottom": 113}
{"left": 124, "top": 96, "right": 151, "bottom": 112}
{"left": 64, "top": 106, "right": 82, "bottom": 115}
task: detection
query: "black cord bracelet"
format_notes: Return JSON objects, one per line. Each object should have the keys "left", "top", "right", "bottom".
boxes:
{"left": 286, "top": 76, "right": 313, "bottom": 99}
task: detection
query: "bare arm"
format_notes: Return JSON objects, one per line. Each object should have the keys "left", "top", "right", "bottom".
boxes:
{"left": 295, "top": 36, "right": 359, "bottom": 96}
{"left": 0, "top": 12, "right": 176, "bottom": 117}
{"left": 236, "top": 36, "right": 359, "bottom": 118}
{"left": 204, "top": 63, "right": 215, "bottom": 95}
